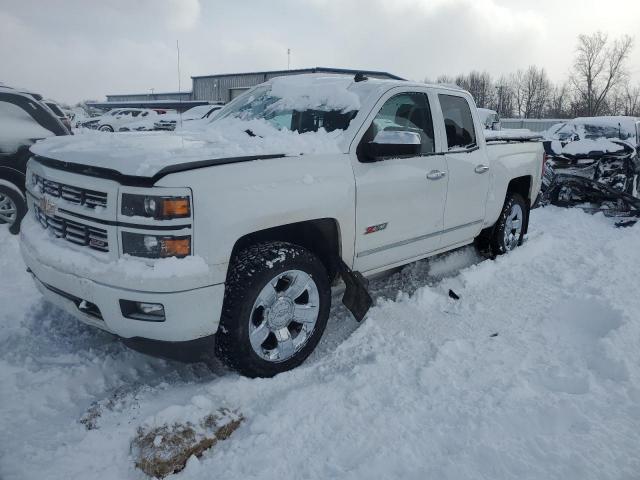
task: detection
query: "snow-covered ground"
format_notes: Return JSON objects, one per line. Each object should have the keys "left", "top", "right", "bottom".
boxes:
{"left": 1, "top": 207, "right": 640, "bottom": 480}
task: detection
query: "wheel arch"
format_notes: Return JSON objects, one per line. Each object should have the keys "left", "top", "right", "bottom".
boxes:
{"left": 228, "top": 218, "right": 342, "bottom": 283}
{"left": 0, "top": 166, "right": 26, "bottom": 193}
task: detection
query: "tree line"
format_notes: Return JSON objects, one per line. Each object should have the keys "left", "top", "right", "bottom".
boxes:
{"left": 427, "top": 32, "right": 639, "bottom": 119}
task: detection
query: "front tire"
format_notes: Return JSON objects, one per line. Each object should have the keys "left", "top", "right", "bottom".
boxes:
{"left": 98, "top": 125, "right": 113, "bottom": 132}
{"left": 0, "top": 185, "right": 26, "bottom": 234}
{"left": 216, "top": 241, "right": 331, "bottom": 377}
{"left": 490, "top": 193, "right": 527, "bottom": 255}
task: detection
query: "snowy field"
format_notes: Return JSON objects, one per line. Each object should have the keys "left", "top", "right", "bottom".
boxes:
{"left": 1, "top": 206, "right": 640, "bottom": 480}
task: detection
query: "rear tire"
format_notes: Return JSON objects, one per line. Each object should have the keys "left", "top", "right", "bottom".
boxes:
{"left": 0, "top": 185, "right": 26, "bottom": 234}
{"left": 490, "top": 193, "right": 527, "bottom": 255}
{"left": 215, "top": 241, "right": 331, "bottom": 378}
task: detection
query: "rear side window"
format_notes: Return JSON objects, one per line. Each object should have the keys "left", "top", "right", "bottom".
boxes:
{"left": 438, "top": 94, "right": 476, "bottom": 150}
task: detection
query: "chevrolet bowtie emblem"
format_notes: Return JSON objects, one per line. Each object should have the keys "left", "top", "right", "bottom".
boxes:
{"left": 40, "top": 196, "right": 57, "bottom": 216}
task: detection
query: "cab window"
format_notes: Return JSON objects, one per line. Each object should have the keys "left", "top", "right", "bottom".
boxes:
{"left": 438, "top": 94, "right": 477, "bottom": 150}
{"left": 360, "top": 92, "right": 435, "bottom": 159}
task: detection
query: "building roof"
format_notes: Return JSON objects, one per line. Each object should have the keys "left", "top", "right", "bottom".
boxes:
{"left": 87, "top": 100, "right": 209, "bottom": 110}
{"left": 191, "top": 67, "right": 404, "bottom": 80}
{"left": 106, "top": 91, "right": 192, "bottom": 98}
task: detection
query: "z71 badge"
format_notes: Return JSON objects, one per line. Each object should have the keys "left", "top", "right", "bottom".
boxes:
{"left": 364, "top": 222, "right": 388, "bottom": 235}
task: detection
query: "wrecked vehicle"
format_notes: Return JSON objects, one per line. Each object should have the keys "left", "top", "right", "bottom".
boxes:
{"left": 540, "top": 133, "right": 640, "bottom": 222}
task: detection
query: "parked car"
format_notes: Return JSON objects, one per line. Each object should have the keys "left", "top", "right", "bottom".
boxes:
{"left": 119, "top": 110, "right": 176, "bottom": 132}
{"left": 154, "top": 104, "right": 223, "bottom": 131}
{"left": 478, "top": 107, "right": 501, "bottom": 130}
{"left": 79, "top": 108, "right": 125, "bottom": 129}
{"left": 0, "top": 86, "right": 68, "bottom": 233}
{"left": 96, "top": 108, "right": 159, "bottom": 132}
{"left": 43, "top": 99, "right": 72, "bottom": 133}
{"left": 22, "top": 74, "right": 543, "bottom": 377}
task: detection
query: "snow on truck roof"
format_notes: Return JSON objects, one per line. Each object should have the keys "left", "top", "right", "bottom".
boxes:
{"left": 30, "top": 74, "right": 470, "bottom": 178}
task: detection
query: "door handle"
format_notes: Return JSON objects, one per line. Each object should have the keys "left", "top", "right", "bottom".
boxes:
{"left": 426, "top": 170, "right": 446, "bottom": 180}
{"left": 475, "top": 164, "right": 490, "bottom": 174}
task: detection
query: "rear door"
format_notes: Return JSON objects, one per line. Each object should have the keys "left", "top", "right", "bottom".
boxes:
{"left": 351, "top": 89, "right": 448, "bottom": 273}
{"left": 436, "top": 93, "right": 490, "bottom": 245}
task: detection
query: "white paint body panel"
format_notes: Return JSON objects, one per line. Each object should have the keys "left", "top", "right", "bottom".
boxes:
{"left": 20, "top": 77, "right": 543, "bottom": 342}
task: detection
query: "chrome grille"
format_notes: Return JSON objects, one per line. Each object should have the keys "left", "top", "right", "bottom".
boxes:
{"left": 33, "top": 174, "right": 107, "bottom": 209}
{"left": 34, "top": 206, "right": 109, "bottom": 252}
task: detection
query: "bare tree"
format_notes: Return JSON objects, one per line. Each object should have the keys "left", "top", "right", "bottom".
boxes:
{"left": 623, "top": 84, "right": 640, "bottom": 116}
{"left": 570, "top": 32, "right": 634, "bottom": 116}
{"left": 547, "top": 83, "right": 570, "bottom": 118}
{"left": 510, "top": 66, "right": 551, "bottom": 118}
{"left": 492, "top": 76, "right": 515, "bottom": 118}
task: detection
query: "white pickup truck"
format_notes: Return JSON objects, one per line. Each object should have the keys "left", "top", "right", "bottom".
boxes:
{"left": 21, "top": 74, "right": 544, "bottom": 377}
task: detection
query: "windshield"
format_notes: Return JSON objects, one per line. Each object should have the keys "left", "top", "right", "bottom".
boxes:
{"left": 558, "top": 121, "right": 635, "bottom": 141}
{"left": 45, "top": 102, "right": 64, "bottom": 117}
{"left": 215, "top": 86, "right": 358, "bottom": 133}
{"left": 183, "top": 104, "right": 216, "bottom": 120}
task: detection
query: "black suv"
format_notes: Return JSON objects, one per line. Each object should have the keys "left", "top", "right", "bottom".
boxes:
{"left": 0, "top": 86, "right": 69, "bottom": 233}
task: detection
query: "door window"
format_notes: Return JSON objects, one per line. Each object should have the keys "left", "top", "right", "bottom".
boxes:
{"left": 360, "top": 92, "right": 435, "bottom": 158}
{"left": 438, "top": 94, "right": 477, "bottom": 150}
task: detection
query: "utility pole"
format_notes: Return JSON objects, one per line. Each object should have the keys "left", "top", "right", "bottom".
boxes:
{"left": 287, "top": 48, "right": 291, "bottom": 70}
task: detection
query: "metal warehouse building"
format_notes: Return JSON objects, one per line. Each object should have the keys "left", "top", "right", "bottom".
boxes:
{"left": 105, "top": 67, "right": 403, "bottom": 105}
{"left": 191, "top": 67, "right": 403, "bottom": 103}
{"left": 106, "top": 91, "right": 192, "bottom": 103}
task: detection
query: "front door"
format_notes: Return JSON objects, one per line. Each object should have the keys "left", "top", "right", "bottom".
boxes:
{"left": 352, "top": 91, "right": 448, "bottom": 273}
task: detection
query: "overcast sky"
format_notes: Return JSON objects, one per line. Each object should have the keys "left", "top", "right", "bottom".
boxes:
{"left": 1, "top": 0, "right": 639, "bottom": 105}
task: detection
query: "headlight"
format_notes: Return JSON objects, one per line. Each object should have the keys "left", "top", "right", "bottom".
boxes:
{"left": 121, "top": 194, "right": 190, "bottom": 219}
{"left": 122, "top": 232, "right": 191, "bottom": 258}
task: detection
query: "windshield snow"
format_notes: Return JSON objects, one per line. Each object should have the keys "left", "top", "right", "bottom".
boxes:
{"left": 215, "top": 82, "right": 359, "bottom": 134}
{"left": 557, "top": 119, "right": 636, "bottom": 142}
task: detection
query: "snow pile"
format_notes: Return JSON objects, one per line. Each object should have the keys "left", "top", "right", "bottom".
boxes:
{"left": 268, "top": 75, "right": 361, "bottom": 113}
{"left": 30, "top": 116, "right": 343, "bottom": 177}
{"left": 561, "top": 138, "right": 626, "bottom": 156}
{"left": 2, "top": 208, "right": 640, "bottom": 479}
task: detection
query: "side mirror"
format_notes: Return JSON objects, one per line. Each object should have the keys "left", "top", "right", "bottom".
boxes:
{"left": 365, "top": 130, "right": 421, "bottom": 161}
{"left": 491, "top": 121, "right": 501, "bottom": 131}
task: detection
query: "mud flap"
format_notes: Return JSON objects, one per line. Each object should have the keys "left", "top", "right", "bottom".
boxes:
{"left": 338, "top": 260, "right": 373, "bottom": 322}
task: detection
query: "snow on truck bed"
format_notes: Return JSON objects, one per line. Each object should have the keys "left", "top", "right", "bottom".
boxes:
{"left": 2, "top": 207, "right": 640, "bottom": 479}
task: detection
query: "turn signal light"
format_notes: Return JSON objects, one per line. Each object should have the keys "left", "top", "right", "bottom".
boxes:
{"left": 162, "top": 198, "right": 190, "bottom": 218}
{"left": 161, "top": 237, "right": 191, "bottom": 257}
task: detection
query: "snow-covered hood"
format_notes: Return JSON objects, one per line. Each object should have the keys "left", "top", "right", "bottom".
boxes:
{"left": 30, "top": 118, "right": 344, "bottom": 178}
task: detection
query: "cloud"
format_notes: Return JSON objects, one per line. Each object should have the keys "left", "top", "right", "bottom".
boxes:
{"left": 166, "top": 0, "right": 201, "bottom": 31}
{"left": 0, "top": 0, "right": 638, "bottom": 104}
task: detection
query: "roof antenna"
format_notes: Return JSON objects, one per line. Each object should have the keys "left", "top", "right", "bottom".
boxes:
{"left": 354, "top": 72, "right": 368, "bottom": 82}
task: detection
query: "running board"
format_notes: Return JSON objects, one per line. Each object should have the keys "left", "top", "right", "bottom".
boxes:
{"left": 338, "top": 260, "right": 373, "bottom": 322}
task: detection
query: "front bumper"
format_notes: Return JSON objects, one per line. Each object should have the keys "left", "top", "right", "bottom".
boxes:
{"left": 21, "top": 230, "right": 225, "bottom": 342}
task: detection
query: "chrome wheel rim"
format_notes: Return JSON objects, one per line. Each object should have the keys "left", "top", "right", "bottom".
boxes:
{"left": 249, "top": 269, "right": 320, "bottom": 363}
{"left": 0, "top": 193, "right": 17, "bottom": 225}
{"left": 503, "top": 203, "right": 523, "bottom": 251}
